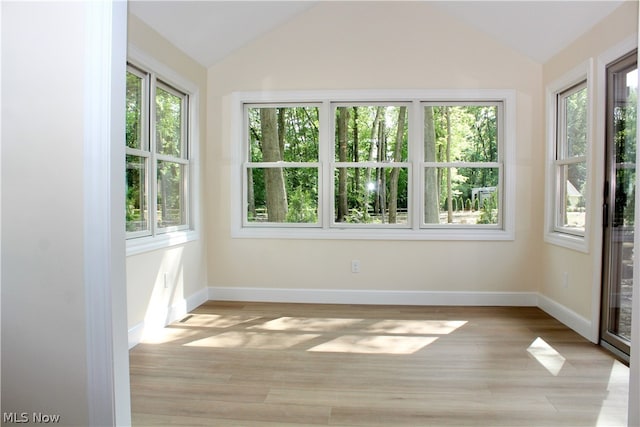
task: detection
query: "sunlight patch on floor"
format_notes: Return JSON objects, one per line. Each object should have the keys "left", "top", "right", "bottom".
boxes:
{"left": 596, "top": 360, "right": 630, "bottom": 427}
{"left": 308, "top": 335, "right": 438, "bottom": 354}
{"left": 248, "top": 317, "right": 363, "bottom": 332}
{"left": 142, "top": 327, "right": 198, "bottom": 344}
{"left": 526, "top": 337, "right": 566, "bottom": 376}
{"left": 366, "top": 320, "right": 467, "bottom": 335}
{"left": 184, "top": 331, "right": 320, "bottom": 350}
{"left": 179, "top": 313, "right": 261, "bottom": 328}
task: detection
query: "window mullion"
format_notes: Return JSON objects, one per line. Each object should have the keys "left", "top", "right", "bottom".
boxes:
{"left": 410, "top": 100, "right": 421, "bottom": 230}
{"left": 320, "top": 100, "right": 331, "bottom": 229}
{"left": 149, "top": 73, "right": 158, "bottom": 237}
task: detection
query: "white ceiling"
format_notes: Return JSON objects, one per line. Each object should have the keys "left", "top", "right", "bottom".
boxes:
{"left": 128, "top": 1, "right": 317, "bottom": 67}
{"left": 129, "top": 1, "right": 627, "bottom": 68}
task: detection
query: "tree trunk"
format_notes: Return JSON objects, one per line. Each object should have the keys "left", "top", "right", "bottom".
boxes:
{"left": 424, "top": 106, "right": 440, "bottom": 223}
{"left": 378, "top": 131, "right": 387, "bottom": 222}
{"left": 260, "top": 108, "right": 287, "bottom": 222}
{"left": 446, "top": 107, "right": 453, "bottom": 223}
{"left": 388, "top": 106, "right": 406, "bottom": 224}
{"left": 337, "top": 107, "right": 349, "bottom": 222}
{"left": 247, "top": 168, "right": 255, "bottom": 219}
{"left": 277, "top": 107, "right": 286, "bottom": 159}
{"left": 365, "top": 107, "right": 382, "bottom": 220}
{"left": 352, "top": 107, "right": 360, "bottom": 207}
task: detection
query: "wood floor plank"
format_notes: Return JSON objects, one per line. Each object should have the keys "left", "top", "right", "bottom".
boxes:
{"left": 130, "top": 301, "right": 629, "bottom": 426}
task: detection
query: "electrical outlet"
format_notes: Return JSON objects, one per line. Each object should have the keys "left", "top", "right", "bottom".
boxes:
{"left": 351, "top": 260, "right": 361, "bottom": 274}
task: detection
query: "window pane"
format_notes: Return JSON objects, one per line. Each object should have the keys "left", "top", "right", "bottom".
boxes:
{"left": 613, "top": 165, "right": 636, "bottom": 228}
{"left": 247, "top": 167, "right": 318, "bottom": 223}
{"left": 126, "top": 71, "right": 144, "bottom": 150}
{"left": 424, "top": 105, "right": 498, "bottom": 163}
{"left": 157, "top": 160, "right": 186, "bottom": 228}
{"left": 248, "top": 106, "right": 319, "bottom": 162}
{"left": 334, "top": 106, "right": 408, "bottom": 162}
{"left": 126, "top": 155, "right": 148, "bottom": 232}
{"left": 334, "top": 167, "right": 408, "bottom": 224}
{"left": 156, "top": 86, "right": 184, "bottom": 157}
{"left": 424, "top": 167, "right": 499, "bottom": 225}
{"left": 558, "top": 163, "right": 587, "bottom": 230}
{"left": 564, "top": 86, "right": 588, "bottom": 158}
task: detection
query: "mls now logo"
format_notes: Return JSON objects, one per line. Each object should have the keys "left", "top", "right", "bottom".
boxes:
{"left": 3, "top": 412, "right": 61, "bottom": 424}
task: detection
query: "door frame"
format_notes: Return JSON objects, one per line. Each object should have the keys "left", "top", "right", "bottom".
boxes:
{"left": 591, "top": 36, "right": 638, "bottom": 346}
{"left": 600, "top": 49, "right": 637, "bottom": 360}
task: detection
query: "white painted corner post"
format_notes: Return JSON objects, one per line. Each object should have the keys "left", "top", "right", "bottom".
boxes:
{"left": 84, "top": 0, "right": 131, "bottom": 425}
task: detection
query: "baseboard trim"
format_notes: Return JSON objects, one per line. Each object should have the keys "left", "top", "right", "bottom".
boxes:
{"left": 207, "top": 286, "right": 538, "bottom": 307}
{"left": 537, "top": 293, "right": 594, "bottom": 342}
{"left": 128, "top": 287, "right": 594, "bottom": 348}
{"left": 127, "top": 287, "right": 209, "bottom": 349}
{"left": 168, "top": 287, "right": 209, "bottom": 324}
{"left": 128, "top": 322, "right": 144, "bottom": 350}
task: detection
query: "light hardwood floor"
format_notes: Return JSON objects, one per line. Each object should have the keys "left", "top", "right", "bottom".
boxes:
{"left": 130, "top": 302, "right": 629, "bottom": 426}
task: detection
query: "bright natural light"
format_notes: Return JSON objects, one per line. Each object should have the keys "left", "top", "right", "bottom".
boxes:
{"left": 526, "top": 337, "right": 566, "bottom": 376}
{"left": 142, "top": 327, "right": 198, "bottom": 345}
{"left": 595, "top": 360, "right": 630, "bottom": 427}
{"left": 180, "top": 313, "right": 261, "bottom": 328}
{"left": 184, "top": 331, "right": 320, "bottom": 350}
{"left": 308, "top": 335, "right": 438, "bottom": 354}
{"left": 248, "top": 317, "right": 363, "bottom": 332}
{"left": 627, "top": 68, "right": 637, "bottom": 89}
{"left": 366, "top": 320, "right": 467, "bottom": 335}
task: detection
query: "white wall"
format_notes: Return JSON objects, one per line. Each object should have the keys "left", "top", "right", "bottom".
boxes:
{"left": 541, "top": 1, "right": 638, "bottom": 333}
{"left": 126, "top": 15, "right": 208, "bottom": 342}
{"left": 207, "top": 2, "right": 543, "bottom": 300}
{"left": 2, "top": 1, "right": 129, "bottom": 424}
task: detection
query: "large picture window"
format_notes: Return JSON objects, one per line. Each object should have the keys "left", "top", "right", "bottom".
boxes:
{"left": 234, "top": 90, "right": 515, "bottom": 240}
{"left": 126, "top": 63, "right": 191, "bottom": 240}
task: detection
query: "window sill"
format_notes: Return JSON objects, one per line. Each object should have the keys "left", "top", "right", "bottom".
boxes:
{"left": 126, "top": 229, "right": 199, "bottom": 256}
{"left": 232, "top": 227, "right": 514, "bottom": 241}
{"left": 544, "top": 231, "right": 589, "bottom": 253}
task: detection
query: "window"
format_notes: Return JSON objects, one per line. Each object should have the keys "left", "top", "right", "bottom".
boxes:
{"left": 233, "top": 90, "right": 515, "bottom": 240}
{"left": 555, "top": 83, "right": 587, "bottom": 234}
{"left": 246, "top": 105, "right": 321, "bottom": 225}
{"left": 545, "top": 61, "right": 592, "bottom": 252}
{"left": 126, "top": 52, "right": 198, "bottom": 254}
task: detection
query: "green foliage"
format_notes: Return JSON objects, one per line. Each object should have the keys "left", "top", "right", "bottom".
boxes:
{"left": 126, "top": 72, "right": 142, "bottom": 150}
{"left": 126, "top": 71, "right": 187, "bottom": 230}
{"left": 612, "top": 77, "right": 637, "bottom": 227}
{"left": 286, "top": 187, "right": 318, "bottom": 223}
{"left": 246, "top": 103, "right": 502, "bottom": 225}
{"left": 477, "top": 191, "right": 498, "bottom": 224}
{"left": 156, "top": 87, "right": 184, "bottom": 157}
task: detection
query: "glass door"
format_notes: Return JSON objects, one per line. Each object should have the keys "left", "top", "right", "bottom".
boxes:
{"left": 601, "top": 51, "right": 637, "bottom": 359}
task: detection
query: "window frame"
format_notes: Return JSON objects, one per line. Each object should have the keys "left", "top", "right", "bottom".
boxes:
{"left": 329, "top": 102, "right": 413, "bottom": 229}
{"left": 420, "top": 101, "right": 504, "bottom": 230}
{"left": 126, "top": 45, "right": 200, "bottom": 256}
{"left": 544, "top": 60, "right": 593, "bottom": 253}
{"left": 243, "top": 103, "right": 323, "bottom": 228}
{"left": 232, "top": 89, "right": 516, "bottom": 240}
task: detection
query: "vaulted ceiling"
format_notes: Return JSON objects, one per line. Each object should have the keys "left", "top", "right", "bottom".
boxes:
{"left": 129, "top": 1, "right": 627, "bottom": 68}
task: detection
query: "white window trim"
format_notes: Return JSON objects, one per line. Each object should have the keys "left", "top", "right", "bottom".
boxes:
{"left": 126, "top": 44, "right": 200, "bottom": 256}
{"left": 231, "top": 89, "right": 516, "bottom": 240}
{"left": 544, "top": 59, "right": 594, "bottom": 253}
